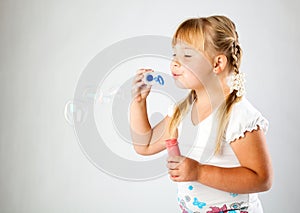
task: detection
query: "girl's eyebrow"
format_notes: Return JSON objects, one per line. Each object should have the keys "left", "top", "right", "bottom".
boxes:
{"left": 172, "top": 46, "right": 195, "bottom": 51}
{"left": 172, "top": 45, "right": 197, "bottom": 54}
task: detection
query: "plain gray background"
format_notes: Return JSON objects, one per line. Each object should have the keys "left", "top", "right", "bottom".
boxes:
{"left": 1, "top": 0, "right": 299, "bottom": 212}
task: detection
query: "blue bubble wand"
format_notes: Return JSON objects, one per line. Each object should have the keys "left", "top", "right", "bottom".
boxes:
{"left": 143, "top": 72, "right": 165, "bottom": 86}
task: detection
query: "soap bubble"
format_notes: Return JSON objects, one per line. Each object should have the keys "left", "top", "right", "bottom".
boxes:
{"left": 64, "top": 99, "right": 88, "bottom": 126}
{"left": 82, "top": 87, "right": 98, "bottom": 101}
{"left": 64, "top": 84, "right": 127, "bottom": 126}
{"left": 71, "top": 35, "right": 199, "bottom": 181}
{"left": 149, "top": 112, "right": 164, "bottom": 126}
{"left": 97, "top": 86, "right": 125, "bottom": 104}
{"left": 82, "top": 85, "right": 125, "bottom": 104}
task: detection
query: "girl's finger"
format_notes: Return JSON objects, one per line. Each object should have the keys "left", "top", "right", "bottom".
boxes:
{"left": 131, "top": 85, "right": 141, "bottom": 97}
{"left": 167, "top": 162, "right": 179, "bottom": 170}
{"left": 131, "top": 75, "right": 143, "bottom": 86}
{"left": 135, "top": 74, "right": 144, "bottom": 82}
{"left": 169, "top": 169, "right": 179, "bottom": 177}
{"left": 136, "top": 69, "right": 146, "bottom": 74}
{"left": 167, "top": 155, "right": 182, "bottom": 163}
{"left": 169, "top": 170, "right": 180, "bottom": 181}
{"left": 170, "top": 175, "right": 180, "bottom": 182}
{"left": 136, "top": 68, "right": 153, "bottom": 75}
{"left": 141, "top": 84, "right": 151, "bottom": 92}
{"left": 133, "top": 81, "right": 147, "bottom": 91}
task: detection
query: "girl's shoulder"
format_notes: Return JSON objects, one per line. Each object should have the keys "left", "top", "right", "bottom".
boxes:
{"left": 231, "top": 97, "right": 261, "bottom": 116}
{"left": 224, "top": 97, "right": 269, "bottom": 144}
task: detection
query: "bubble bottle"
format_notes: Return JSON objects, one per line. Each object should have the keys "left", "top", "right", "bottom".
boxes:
{"left": 165, "top": 138, "right": 181, "bottom": 156}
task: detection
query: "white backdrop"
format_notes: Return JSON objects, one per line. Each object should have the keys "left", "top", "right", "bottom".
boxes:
{"left": 1, "top": 0, "right": 299, "bottom": 212}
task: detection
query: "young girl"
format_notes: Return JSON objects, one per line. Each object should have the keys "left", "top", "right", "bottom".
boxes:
{"left": 130, "top": 15, "right": 272, "bottom": 213}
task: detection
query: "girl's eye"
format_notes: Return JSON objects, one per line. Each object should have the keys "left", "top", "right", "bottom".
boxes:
{"left": 184, "top": 55, "right": 192, "bottom": 58}
{"left": 172, "top": 53, "right": 176, "bottom": 57}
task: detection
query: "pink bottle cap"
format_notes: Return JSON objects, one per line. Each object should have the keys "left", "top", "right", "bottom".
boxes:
{"left": 165, "top": 138, "right": 181, "bottom": 156}
{"left": 165, "top": 138, "right": 178, "bottom": 148}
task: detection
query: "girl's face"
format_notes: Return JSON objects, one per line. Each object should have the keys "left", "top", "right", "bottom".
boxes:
{"left": 170, "top": 42, "right": 214, "bottom": 90}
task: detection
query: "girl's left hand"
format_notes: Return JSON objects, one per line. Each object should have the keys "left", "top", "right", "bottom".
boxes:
{"left": 167, "top": 155, "right": 201, "bottom": 182}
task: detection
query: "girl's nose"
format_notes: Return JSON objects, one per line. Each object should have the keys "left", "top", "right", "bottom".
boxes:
{"left": 171, "top": 59, "right": 181, "bottom": 69}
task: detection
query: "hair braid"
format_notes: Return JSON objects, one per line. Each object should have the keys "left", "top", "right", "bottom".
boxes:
{"left": 168, "top": 90, "right": 197, "bottom": 138}
{"left": 214, "top": 32, "right": 243, "bottom": 154}
{"left": 231, "top": 40, "right": 242, "bottom": 75}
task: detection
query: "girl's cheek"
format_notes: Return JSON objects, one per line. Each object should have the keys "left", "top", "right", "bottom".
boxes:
{"left": 183, "top": 73, "right": 200, "bottom": 88}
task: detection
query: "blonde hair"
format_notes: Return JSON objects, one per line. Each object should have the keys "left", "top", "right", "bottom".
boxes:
{"left": 169, "top": 15, "right": 243, "bottom": 154}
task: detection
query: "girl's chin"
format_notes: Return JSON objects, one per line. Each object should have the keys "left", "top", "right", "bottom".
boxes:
{"left": 174, "top": 79, "right": 189, "bottom": 89}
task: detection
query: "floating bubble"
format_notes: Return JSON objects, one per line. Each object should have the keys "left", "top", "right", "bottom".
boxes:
{"left": 82, "top": 87, "right": 98, "bottom": 100}
{"left": 81, "top": 85, "right": 126, "bottom": 105}
{"left": 72, "top": 35, "right": 197, "bottom": 181}
{"left": 149, "top": 112, "right": 164, "bottom": 126}
{"left": 97, "top": 86, "right": 125, "bottom": 104}
{"left": 65, "top": 85, "right": 126, "bottom": 126}
{"left": 64, "top": 99, "right": 88, "bottom": 126}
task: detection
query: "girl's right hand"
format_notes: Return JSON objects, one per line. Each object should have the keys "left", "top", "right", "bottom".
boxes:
{"left": 131, "top": 68, "right": 153, "bottom": 102}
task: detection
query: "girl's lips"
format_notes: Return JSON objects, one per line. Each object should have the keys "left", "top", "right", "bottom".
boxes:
{"left": 172, "top": 73, "right": 182, "bottom": 77}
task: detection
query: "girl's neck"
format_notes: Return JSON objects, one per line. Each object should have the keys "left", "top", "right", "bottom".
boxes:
{"left": 193, "top": 83, "right": 229, "bottom": 123}
{"left": 192, "top": 90, "right": 214, "bottom": 124}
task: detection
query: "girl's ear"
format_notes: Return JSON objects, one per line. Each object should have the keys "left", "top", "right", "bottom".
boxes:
{"left": 213, "top": 55, "right": 227, "bottom": 74}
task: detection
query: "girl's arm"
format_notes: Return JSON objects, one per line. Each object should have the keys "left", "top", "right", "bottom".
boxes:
{"left": 130, "top": 69, "right": 177, "bottom": 156}
{"left": 168, "top": 128, "right": 273, "bottom": 194}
